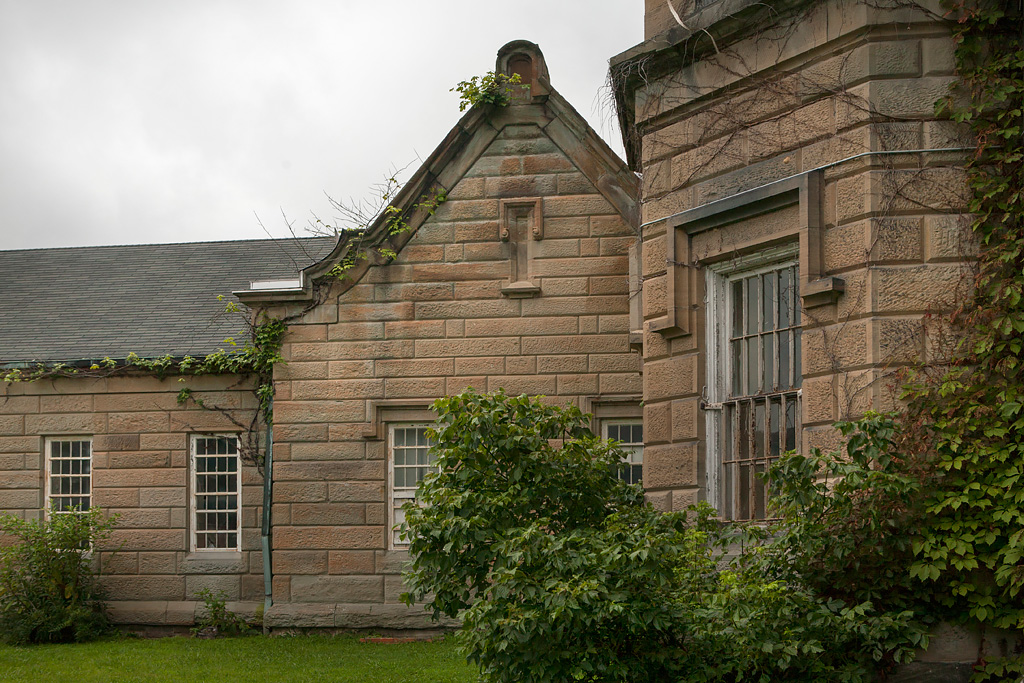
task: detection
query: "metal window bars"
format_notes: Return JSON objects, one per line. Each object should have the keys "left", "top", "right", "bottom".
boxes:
{"left": 721, "top": 263, "right": 802, "bottom": 521}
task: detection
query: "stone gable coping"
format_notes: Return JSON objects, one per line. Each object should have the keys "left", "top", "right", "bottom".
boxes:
{"left": 237, "top": 41, "right": 638, "bottom": 307}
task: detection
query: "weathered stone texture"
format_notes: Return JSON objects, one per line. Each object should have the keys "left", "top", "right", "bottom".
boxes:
{"left": 0, "top": 374, "right": 263, "bottom": 620}
{"left": 257, "top": 111, "right": 640, "bottom": 619}
{"left": 629, "top": 0, "right": 971, "bottom": 513}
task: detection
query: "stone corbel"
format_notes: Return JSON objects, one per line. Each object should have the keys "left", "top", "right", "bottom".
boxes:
{"left": 499, "top": 198, "right": 544, "bottom": 241}
{"left": 797, "top": 171, "right": 844, "bottom": 308}
{"left": 648, "top": 218, "right": 695, "bottom": 339}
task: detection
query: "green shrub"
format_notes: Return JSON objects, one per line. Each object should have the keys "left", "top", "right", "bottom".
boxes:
{"left": 762, "top": 413, "right": 930, "bottom": 618}
{"left": 192, "top": 588, "right": 254, "bottom": 637}
{"left": 402, "top": 391, "right": 919, "bottom": 683}
{"left": 0, "top": 508, "right": 117, "bottom": 644}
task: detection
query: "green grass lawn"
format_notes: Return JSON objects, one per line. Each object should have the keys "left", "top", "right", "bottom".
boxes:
{"left": 0, "top": 634, "right": 477, "bottom": 682}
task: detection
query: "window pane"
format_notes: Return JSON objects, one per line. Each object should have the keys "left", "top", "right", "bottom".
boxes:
{"left": 725, "top": 461, "right": 736, "bottom": 519}
{"left": 724, "top": 404, "right": 733, "bottom": 461}
{"left": 739, "top": 464, "right": 750, "bottom": 520}
{"left": 731, "top": 279, "right": 743, "bottom": 337}
{"left": 770, "top": 398, "right": 781, "bottom": 458}
{"left": 754, "top": 462, "right": 766, "bottom": 520}
{"left": 390, "top": 426, "right": 438, "bottom": 547}
{"left": 779, "top": 268, "right": 791, "bottom": 329}
{"left": 778, "top": 330, "right": 791, "bottom": 391}
{"left": 48, "top": 439, "right": 93, "bottom": 518}
{"left": 745, "top": 277, "right": 759, "bottom": 335}
{"left": 606, "top": 421, "right": 644, "bottom": 486}
{"left": 785, "top": 398, "right": 797, "bottom": 452}
{"left": 754, "top": 400, "right": 765, "bottom": 462}
{"left": 746, "top": 337, "right": 758, "bottom": 395}
{"left": 718, "top": 257, "right": 802, "bottom": 521}
{"left": 792, "top": 266, "right": 801, "bottom": 325}
{"left": 737, "top": 402, "right": 750, "bottom": 461}
{"left": 192, "top": 438, "right": 240, "bottom": 551}
{"left": 794, "top": 328, "right": 802, "bottom": 389}
{"left": 731, "top": 340, "right": 742, "bottom": 396}
{"left": 762, "top": 271, "right": 776, "bottom": 332}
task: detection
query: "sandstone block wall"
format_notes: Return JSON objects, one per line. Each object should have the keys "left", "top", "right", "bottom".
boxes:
{"left": 0, "top": 375, "right": 263, "bottom": 626}
{"left": 265, "top": 119, "right": 641, "bottom": 628}
{"left": 627, "top": 0, "right": 973, "bottom": 510}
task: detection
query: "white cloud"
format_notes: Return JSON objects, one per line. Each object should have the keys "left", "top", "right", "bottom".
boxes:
{"left": 0, "top": 1, "right": 641, "bottom": 250}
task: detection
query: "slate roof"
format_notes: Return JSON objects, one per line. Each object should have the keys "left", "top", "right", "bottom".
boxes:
{"left": 0, "top": 236, "right": 336, "bottom": 365}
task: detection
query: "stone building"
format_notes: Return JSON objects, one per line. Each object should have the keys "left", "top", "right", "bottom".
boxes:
{"left": 612, "top": 0, "right": 970, "bottom": 519}
{"left": 0, "top": 1, "right": 978, "bottom": 661}
{"left": 0, "top": 238, "right": 334, "bottom": 627}
{"left": 0, "top": 41, "right": 642, "bottom": 631}
{"left": 240, "top": 40, "right": 642, "bottom": 629}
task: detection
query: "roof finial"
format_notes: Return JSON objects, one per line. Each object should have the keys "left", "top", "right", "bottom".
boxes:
{"left": 496, "top": 40, "right": 550, "bottom": 101}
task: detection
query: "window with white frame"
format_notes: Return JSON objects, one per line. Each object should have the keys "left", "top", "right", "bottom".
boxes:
{"left": 191, "top": 435, "right": 241, "bottom": 551}
{"left": 389, "top": 424, "right": 436, "bottom": 549}
{"left": 706, "top": 245, "right": 802, "bottom": 520}
{"left": 603, "top": 421, "right": 644, "bottom": 485}
{"left": 46, "top": 438, "right": 92, "bottom": 513}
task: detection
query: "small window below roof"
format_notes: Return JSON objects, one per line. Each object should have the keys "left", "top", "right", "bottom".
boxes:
{"left": 191, "top": 435, "right": 241, "bottom": 551}
{"left": 46, "top": 438, "right": 92, "bottom": 514}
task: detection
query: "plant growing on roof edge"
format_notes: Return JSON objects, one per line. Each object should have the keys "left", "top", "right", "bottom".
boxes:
{"left": 452, "top": 71, "right": 527, "bottom": 112}
{"left": 322, "top": 185, "right": 448, "bottom": 283}
{"left": 2, "top": 305, "right": 286, "bottom": 473}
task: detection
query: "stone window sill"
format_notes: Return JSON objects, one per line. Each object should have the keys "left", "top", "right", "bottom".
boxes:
{"left": 182, "top": 551, "right": 247, "bottom": 574}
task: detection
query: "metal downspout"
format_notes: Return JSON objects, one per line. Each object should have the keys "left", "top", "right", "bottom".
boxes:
{"left": 261, "top": 397, "right": 274, "bottom": 635}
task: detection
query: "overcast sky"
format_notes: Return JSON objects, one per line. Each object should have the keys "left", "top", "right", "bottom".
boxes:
{"left": 0, "top": 1, "right": 642, "bottom": 251}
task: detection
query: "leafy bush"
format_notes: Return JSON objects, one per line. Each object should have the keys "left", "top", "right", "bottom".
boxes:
{"left": 765, "top": 410, "right": 1024, "bottom": 680}
{"left": 402, "top": 391, "right": 920, "bottom": 683}
{"left": 192, "top": 588, "right": 254, "bottom": 637}
{"left": 402, "top": 390, "right": 642, "bottom": 619}
{"left": 0, "top": 508, "right": 117, "bottom": 644}
{"left": 762, "top": 413, "right": 930, "bottom": 617}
